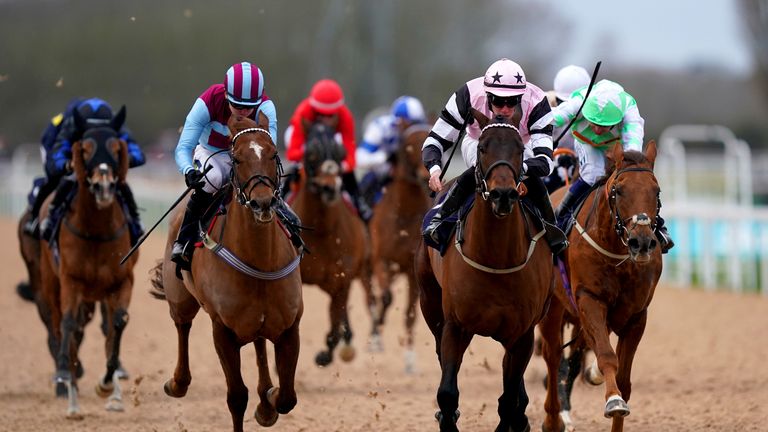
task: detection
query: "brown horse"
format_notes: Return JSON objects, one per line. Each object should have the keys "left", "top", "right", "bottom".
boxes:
{"left": 289, "top": 122, "right": 369, "bottom": 366}
{"left": 415, "top": 109, "right": 554, "bottom": 432}
{"left": 539, "top": 141, "right": 663, "bottom": 432}
{"left": 38, "top": 125, "right": 137, "bottom": 419}
{"left": 153, "top": 114, "right": 303, "bottom": 432}
{"left": 366, "top": 123, "right": 431, "bottom": 372}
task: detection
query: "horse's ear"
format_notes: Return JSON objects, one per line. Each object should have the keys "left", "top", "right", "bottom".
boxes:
{"left": 71, "top": 141, "right": 87, "bottom": 183}
{"left": 257, "top": 111, "right": 269, "bottom": 130}
{"left": 472, "top": 108, "right": 489, "bottom": 130}
{"left": 644, "top": 140, "right": 657, "bottom": 166}
{"left": 112, "top": 105, "right": 127, "bottom": 131}
{"left": 606, "top": 141, "right": 624, "bottom": 170}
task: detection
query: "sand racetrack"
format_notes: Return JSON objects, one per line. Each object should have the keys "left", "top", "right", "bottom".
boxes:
{"left": 0, "top": 216, "right": 766, "bottom": 432}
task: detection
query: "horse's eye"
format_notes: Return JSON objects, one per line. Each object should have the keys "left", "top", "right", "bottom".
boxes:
{"left": 478, "top": 145, "right": 486, "bottom": 154}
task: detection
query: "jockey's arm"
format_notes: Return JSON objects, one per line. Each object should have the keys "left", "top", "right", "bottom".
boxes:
{"left": 338, "top": 107, "right": 356, "bottom": 172}
{"left": 356, "top": 118, "right": 388, "bottom": 171}
{"left": 258, "top": 99, "right": 279, "bottom": 144}
{"left": 119, "top": 128, "right": 146, "bottom": 168}
{"left": 525, "top": 97, "right": 555, "bottom": 177}
{"left": 620, "top": 103, "right": 645, "bottom": 152}
{"left": 174, "top": 98, "right": 210, "bottom": 175}
{"left": 47, "top": 116, "right": 78, "bottom": 177}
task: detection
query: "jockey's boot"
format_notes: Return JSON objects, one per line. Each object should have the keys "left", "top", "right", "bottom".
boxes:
{"left": 279, "top": 165, "right": 301, "bottom": 199}
{"left": 40, "top": 178, "right": 76, "bottom": 242}
{"left": 422, "top": 166, "right": 476, "bottom": 244}
{"left": 525, "top": 176, "right": 568, "bottom": 256}
{"left": 273, "top": 198, "right": 307, "bottom": 251}
{"left": 118, "top": 182, "right": 144, "bottom": 246}
{"left": 655, "top": 216, "right": 675, "bottom": 254}
{"left": 170, "top": 190, "right": 213, "bottom": 269}
{"left": 554, "top": 178, "right": 591, "bottom": 232}
{"left": 342, "top": 172, "right": 372, "bottom": 222}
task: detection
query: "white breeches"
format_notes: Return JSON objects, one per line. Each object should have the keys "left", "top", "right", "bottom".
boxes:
{"left": 194, "top": 146, "right": 232, "bottom": 194}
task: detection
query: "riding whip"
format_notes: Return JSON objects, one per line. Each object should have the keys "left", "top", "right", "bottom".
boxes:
{"left": 120, "top": 165, "right": 212, "bottom": 265}
{"left": 553, "top": 61, "right": 602, "bottom": 148}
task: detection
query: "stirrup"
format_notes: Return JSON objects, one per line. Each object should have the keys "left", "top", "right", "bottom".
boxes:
{"left": 170, "top": 241, "right": 193, "bottom": 268}
{"left": 422, "top": 218, "right": 442, "bottom": 244}
{"left": 657, "top": 231, "right": 674, "bottom": 254}
{"left": 23, "top": 218, "right": 40, "bottom": 237}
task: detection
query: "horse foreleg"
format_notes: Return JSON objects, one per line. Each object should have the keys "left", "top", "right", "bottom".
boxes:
{"left": 339, "top": 298, "right": 356, "bottom": 362}
{"left": 212, "top": 320, "right": 247, "bottom": 432}
{"left": 403, "top": 271, "right": 419, "bottom": 374}
{"left": 609, "top": 310, "right": 648, "bottom": 432}
{"left": 271, "top": 320, "right": 300, "bottom": 415}
{"left": 99, "top": 301, "right": 128, "bottom": 380}
{"left": 96, "top": 290, "right": 130, "bottom": 412}
{"left": 315, "top": 287, "right": 349, "bottom": 366}
{"left": 496, "top": 328, "right": 535, "bottom": 432}
{"left": 56, "top": 310, "right": 82, "bottom": 419}
{"left": 366, "top": 260, "right": 388, "bottom": 353}
{"left": 415, "top": 243, "right": 444, "bottom": 364}
{"left": 578, "top": 295, "right": 627, "bottom": 419}
{"left": 164, "top": 294, "right": 199, "bottom": 398}
{"left": 435, "top": 320, "right": 472, "bottom": 432}
{"left": 540, "top": 298, "right": 566, "bottom": 432}
{"left": 253, "top": 337, "right": 278, "bottom": 427}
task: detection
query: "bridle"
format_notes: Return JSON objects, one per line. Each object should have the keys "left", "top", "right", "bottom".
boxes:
{"left": 229, "top": 127, "right": 283, "bottom": 207}
{"left": 604, "top": 166, "right": 661, "bottom": 246}
{"left": 474, "top": 123, "right": 525, "bottom": 200}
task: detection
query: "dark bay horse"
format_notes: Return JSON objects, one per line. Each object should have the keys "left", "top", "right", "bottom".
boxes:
{"left": 153, "top": 114, "right": 303, "bottom": 432}
{"left": 289, "top": 122, "right": 369, "bottom": 366}
{"left": 366, "top": 123, "right": 431, "bottom": 372}
{"left": 38, "top": 125, "right": 137, "bottom": 419}
{"left": 415, "top": 109, "right": 554, "bottom": 432}
{"left": 539, "top": 141, "right": 663, "bottom": 432}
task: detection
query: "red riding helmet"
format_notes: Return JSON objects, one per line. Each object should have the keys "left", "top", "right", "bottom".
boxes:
{"left": 308, "top": 79, "right": 345, "bottom": 115}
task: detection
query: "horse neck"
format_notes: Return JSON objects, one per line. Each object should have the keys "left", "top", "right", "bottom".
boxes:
{"left": 68, "top": 186, "right": 123, "bottom": 232}
{"left": 462, "top": 194, "right": 529, "bottom": 265}
{"left": 223, "top": 200, "right": 293, "bottom": 264}
{"left": 296, "top": 183, "right": 342, "bottom": 233}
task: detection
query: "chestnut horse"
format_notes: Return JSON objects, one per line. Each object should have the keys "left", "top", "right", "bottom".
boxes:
{"left": 152, "top": 114, "right": 302, "bottom": 432}
{"left": 415, "top": 110, "right": 554, "bottom": 432}
{"left": 366, "top": 123, "right": 431, "bottom": 372}
{"left": 539, "top": 141, "right": 663, "bottom": 432}
{"left": 38, "top": 124, "right": 137, "bottom": 419}
{"left": 289, "top": 122, "right": 369, "bottom": 366}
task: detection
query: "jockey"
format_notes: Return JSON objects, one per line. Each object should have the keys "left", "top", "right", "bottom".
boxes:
{"left": 284, "top": 78, "right": 372, "bottom": 221}
{"left": 356, "top": 95, "right": 428, "bottom": 206}
{"left": 543, "top": 65, "right": 591, "bottom": 193}
{"left": 543, "top": 79, "right": 674, "bottom": 253}
{"left": 421, "top": 58, "right": 568, "bottom": 256}
{"left": 170, "top": 62, "right": 304, "bottom": 269}
{"left": 28, "top": 98, "right": 146, "bottom": 245}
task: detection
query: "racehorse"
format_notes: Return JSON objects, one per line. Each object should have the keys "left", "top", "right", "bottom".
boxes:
{"left": 289, "top": 122, "right": 369, "bottom": 366}
{"left": 152, "top": 114, "right": 303, "bottom": 432}
{"left": 365, "top": 123, "right": 431, "bottom": 372}
{"left": 539, "top": 141, "right": 663, "bottom": 432}
{"left": 37, "top": 122, "right": 138, "bottom": 419}
{"left": 415, "top": 109, "right": 554, "bottom": 432}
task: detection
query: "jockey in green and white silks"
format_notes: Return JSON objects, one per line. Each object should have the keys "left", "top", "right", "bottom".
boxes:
{"left": 542, "top": 79, "right": 674, "bottom": 253}
{"left": 545, "top": 79, "right": 644, "bottom": 186}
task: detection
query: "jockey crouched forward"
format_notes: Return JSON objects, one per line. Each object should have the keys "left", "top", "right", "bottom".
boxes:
{"left": 421, "top": 58, "right": 568, "bottom": 256}
{"left": 282, "top": 79, "right": 372, "bottom": 222}
{"left": 23, "top": 97, "right": 146, "bottom": 246}
{"left": 356, "top": 95, "right": 428, "bottom": 207}
{"left": 170, "top": 62, "right": 304, "bottom": 269}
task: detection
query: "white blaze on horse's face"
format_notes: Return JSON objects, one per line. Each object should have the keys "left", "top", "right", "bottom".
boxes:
{"left": 249, "top": 141, "right": 263, "bottom": 160}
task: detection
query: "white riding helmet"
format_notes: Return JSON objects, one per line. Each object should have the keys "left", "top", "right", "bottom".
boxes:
{"left": 553, "top": 65, "right": 590, "bottom": 101}
{"left": 483, "top": 58, "right": 527, "bottom": 97}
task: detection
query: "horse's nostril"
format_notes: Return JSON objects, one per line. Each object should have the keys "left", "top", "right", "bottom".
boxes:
{"left": 488, "top": 190, "right": 501, "bottom": 201}
{"left": 628, "top": 238, "right": 640, "bottom": 251}
{"left": 649, "top": 239, "right": 658, "bottom": 250}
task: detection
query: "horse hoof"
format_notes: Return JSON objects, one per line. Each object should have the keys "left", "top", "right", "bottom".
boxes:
{"left": 434, "top": 409, "right": 461, "bottom": 423}
{"left": 583, "top": 359, "right": 604, "bottom": 386}
{"left": 163, "top": 379, "right": 188, "bottom": 398}
{"left": 266, "top": 387, "right": 280, "bottom": 407}
{"left": 541, "top": 419, "right": 566, "bottom": 432}
{"left": 315, "top": 351, "right": 332, "bottom": 367}
{"left": 339, "top": 344, "right": 356, "bottom": 362}
{"left": 367, "top": 334, "right": 384, "bottom": 353}
{"left": 66, "top": 410, "right": 84, "bottom": 421}
{"left": 603, "top": 395, "right": 630, "bottom": 418}
{"left": 55, "top": 382, "right": 68, "bottom": 398}
{"left": 95, "top": 381, "right": 114, "bottom": 398}
{"left": 115, "top": 365, "right": 130, "bottom": 380}
{"left": 16, "top": 282, "right": 34, "bottom": 302}
{"left": 255, "top": 402, "right": 279, "bottom": 427}
{"left": 105, "top": 397, "right": 125, "bottom": 412}
{"left": 75, "top": 362, "right": 85, "bottom": 379}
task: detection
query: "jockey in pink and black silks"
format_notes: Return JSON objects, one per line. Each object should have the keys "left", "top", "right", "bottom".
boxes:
{"left": 421, "top": 58, "right": 568, "bottom": 256}
{"left": 170, "top": 62, "right": 303, "bottom": 269}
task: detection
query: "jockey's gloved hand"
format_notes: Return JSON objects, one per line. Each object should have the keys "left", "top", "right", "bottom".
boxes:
{"left": 557, "top": 154, "right": 575, "bottom": 169}
{"left": 184, "top": 169, "right": 206, "bottom": 190}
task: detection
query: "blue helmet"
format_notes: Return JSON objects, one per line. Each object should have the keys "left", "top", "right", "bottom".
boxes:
{"left": 390, "top": 96, "right": 426, "bottom": 123}
{"left": 76, "top": 98, "right": 113, "bottom": 128}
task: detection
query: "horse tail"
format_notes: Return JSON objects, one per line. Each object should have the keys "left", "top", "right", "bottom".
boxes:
{"left": 148, "top": 260, "right": 166, "bottom": 300}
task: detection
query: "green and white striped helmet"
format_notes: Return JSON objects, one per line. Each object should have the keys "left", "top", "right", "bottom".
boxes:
{"left": 582, "top": 80, "right": 631, "bottom": 126}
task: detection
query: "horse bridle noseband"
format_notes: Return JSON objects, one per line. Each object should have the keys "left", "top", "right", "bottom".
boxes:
{"left": 230, "top": 127, "right": 283, "bottom": 207}
{"left": 605, "top": 166, "right": 661, "bottom": 245}
{"left": 474, "top": 123, "right": 524, "bottom": 200}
